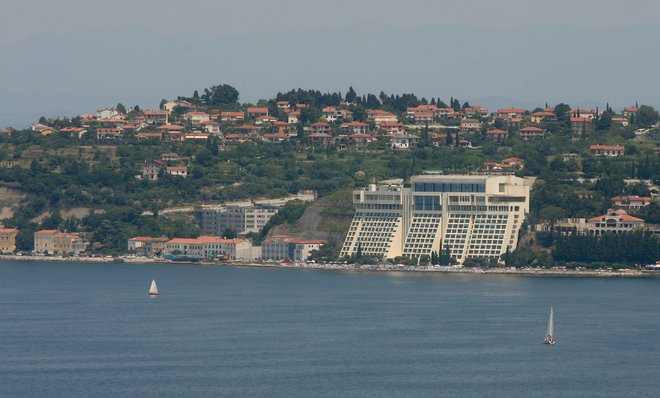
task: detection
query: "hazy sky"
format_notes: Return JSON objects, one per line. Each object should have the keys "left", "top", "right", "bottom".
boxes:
{"left": 1, "top": 0, "right": 659, "bottom": 126}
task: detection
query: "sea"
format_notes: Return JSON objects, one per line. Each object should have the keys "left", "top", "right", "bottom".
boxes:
{"left": 1, "top": 260, "right": 659, "bottom": 398}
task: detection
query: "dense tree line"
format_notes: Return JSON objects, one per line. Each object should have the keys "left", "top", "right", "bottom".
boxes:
{"left": 554, "top": 232, "right": 660, "bottom": 264}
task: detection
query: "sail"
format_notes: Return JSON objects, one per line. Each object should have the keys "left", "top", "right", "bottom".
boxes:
{"left": 149, "top": 279, "right": 159, "bottom": 295}
{"left": 546, "top": 306, "right": 554, "bottom": 338}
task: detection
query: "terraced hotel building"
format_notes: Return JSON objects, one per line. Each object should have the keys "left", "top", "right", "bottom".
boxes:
{"left": 340, "top": 174, "right": 531, "bottom": 264}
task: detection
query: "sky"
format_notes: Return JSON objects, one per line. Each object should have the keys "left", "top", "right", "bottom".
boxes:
{"left": 1, "top": 0, "right": 659, "bottom": 127}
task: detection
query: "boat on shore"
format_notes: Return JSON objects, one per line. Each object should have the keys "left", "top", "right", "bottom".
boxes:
{"left": 544, "top": 306, "right": 556, "bottom": 345}
{"left": 149, "top": 279, "right": 159, "bottom": 296}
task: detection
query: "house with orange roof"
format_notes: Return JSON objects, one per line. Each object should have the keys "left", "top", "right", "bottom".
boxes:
{"left": 485, "top": 129, "right": 509, "bottom": 142}
{"left": 309, "top": 121, "right": 331, "bottom": 135}
{"left": 96, "top": 128, "right": 123, "bottom": 139}
{"left": 586, "top": 209, "right": 645, "bottom": 235}
{"left": 590, "top": 145, "right": 624, "bottom": 157}
{"left": 163, "top": 236, "right": 256, "bottom": 260}
{"left": 287, "top": 111, "right": 301, "bottom": 124}
{"left": 622, "top": 107, "right": 640, "bottom": 117}
{"left": 247, "top": 107, "right": 269, "bottom": 118}
{"left": 254, "top": 115, "right": 278, "bottom": 125}
{"left": 183, "top": 132, "right": 209, "bottom": 141}
{"left": 341, "top": 121, "right": 369, "bottom": 135}
{"left": 166, "top": 166, "right": 188, "bottom": 177}
{"left": 322, "top": 107, "right": 352, "bottom": 122}
{"left": 261, "top": 133, "right": 289, "bottom": 143}
{"left": 201, "top": 120, "right": 221, "bottom": 134}
{"left": 518, "top": 126, "right": 545, "bottom": 140}
{"left": 276, "top": 101, "right": 290, "bottom": 109}
{"left": 224, "top": 133, "right": 250, "bottom": 144}
{"left": 142, "top": 159, "right": 166, "bottom": 180}
{"left": 220, "top": 111, "right": 245, "bottom": 123}
{"left": 379, "top": 121, "right": 405, "bottom": 134}
{"left": 460, "top": 118, "right": 481, "bottom": 131}
{"left": 611, "top": 195, "right": 654, "bottom": 212}
{"left": 142, "top": 110, "right": 169, "bottom": 124}
{"left": 389, "top": 133, "right": 421, "bottom": 149}
{"left": 238, "top": 124, "right": 261, "bottom": 135}
{"left": 0, "top": 228, "right": 19, "bottom": 253}
{"left": 497, "top": 108, "right": 525, "bottom": 119}
{"left": 273, "top": 121, "right": 292, "bottom": 136}
{"left": 137, "top": 132, "right": 163, "bottom": 140}
{"left": 368, "top": 110, "right": 398, "bottom": 125}
{"left": 571, "top": 117, "right": 594, "bottom": 139}
{"left": 530, "top": 111, "right": 556, "bottom": 124}
{"left": 410, "top": 111, "right": 434, "bottom": 124}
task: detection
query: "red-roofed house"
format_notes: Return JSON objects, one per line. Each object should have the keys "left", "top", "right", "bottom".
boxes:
{"left": 518, "top": 126, "right": 545, "bottom": 140}
{"left": 287, "top": 111, "right": 301, "bottom": 124}
{"left": 586, "top": 209, "right": 645, "bottom": 235}
{"left": 142, "top": 159, "right": 166, "bottom": 180}
{"left": 220, "top": 112, "right": 245, "bottom": 123}
{"left": 238, "top": 124, "right": 261, "bottom": 135}
{"left": 389, "top": 133, "right": 421, "bottom": 149}
{"left": 310, "top": 122, "right": 331, "bottom": 135}
{"left": 485, "top": 129, "right": 509, "bottom": 142}
{"left": 531, "top": 111, "right": 556, "bottom": 124}
{"left": 322, "top": 107, "right": 352, "bottom": 122}
{"left": 247, "top": 107, "right": 269, "bottom": 118}
{"left": 261, "top": 133, "right": 289, "bottom": 143}
{"left": 571, "top": 117, "right": 594, "bottom": 138}
{"left": 497, "top": 108, "right": 525, "bottom": 119}
{"left": 143, "top": 110, "right": 169, "bottom": 124}
{"left": 163, "top": 236, "right": 255, "bottom": 260}
{"left": 276, "top": 101, "right": 290, "bottom": 109}
{"left": 341, "top": 122, "right": 369, "bottom": 135}
{"left": 623, "top": 107, "right": 640, "bottom": 117}
{"left": 166, "top": 166, "right": 188, "bottom": 177}
{"left": 611, "top": 195, "right": 653, "bottom": 211}
{"left": 590, "top": 145, "right": 624, "bottom": 157}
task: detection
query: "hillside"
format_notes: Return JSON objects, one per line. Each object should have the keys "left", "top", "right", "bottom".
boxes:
{"left": 269, "top": 188, "right": 355, "bottom": 247}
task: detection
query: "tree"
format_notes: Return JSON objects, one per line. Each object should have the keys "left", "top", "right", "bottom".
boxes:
{"left": 116, "top": 103, "right": 127, "bottom": 114}
{"left": 554, "top": 103, "right": 571, "bottom": 122}
{"left": 596, "top": 110, "right": 613, "bottom": 131}
{"left": 201, "top": 84, "right": 240, "bottom": 106}
{"left": 636, "top": 105, "right": 659, "bottom": 128}
{"left": 345, "top": 86, "right": 357, "bottom": 103}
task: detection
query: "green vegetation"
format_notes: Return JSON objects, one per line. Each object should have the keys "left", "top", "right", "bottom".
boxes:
{"left": 1, "top": 84, "right": 659, "bottom": 265}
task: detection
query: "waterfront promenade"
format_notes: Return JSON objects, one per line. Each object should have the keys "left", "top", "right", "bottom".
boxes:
{"left": 0, "top": 254, "right": 653, "bottom": 277}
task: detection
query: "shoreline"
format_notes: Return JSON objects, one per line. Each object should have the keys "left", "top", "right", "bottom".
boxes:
{"left": 1, "top": 254, "right": 656, "bottom": 278}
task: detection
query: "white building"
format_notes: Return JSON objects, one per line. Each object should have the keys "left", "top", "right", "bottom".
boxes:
{"left": 261, "top": 235, "right": 325, "bottom": 262}
{"left": 163, "top": 236, "right": 257, "bottom": 260}
{"left": 340, "top": 175, "right": 531, "bottom": 265}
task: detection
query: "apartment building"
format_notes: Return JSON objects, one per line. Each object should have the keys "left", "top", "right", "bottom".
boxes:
{"left": 127, "top": 236, "right": 169, "bottom": 256}
{"left": 261, "top": 235, "right": 325, "bottom": 262}
{"left": 0, "top": 228, "right": 18, "bottom": 252}
{"left": 340, "top": 175, "right": 531, "bottom": 265}
{"left": 194, "top": 193, "right": 316, "bottom": 236}
{"left": 34, "top": 230, "right": 88, "bottom": 255}
{"left": 163, "top": 236, "right": 258, "bottom": 260}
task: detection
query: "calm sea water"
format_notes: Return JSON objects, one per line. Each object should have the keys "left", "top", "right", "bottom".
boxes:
{"left": 0, "top": 260, "right": 659, "bottom": 398}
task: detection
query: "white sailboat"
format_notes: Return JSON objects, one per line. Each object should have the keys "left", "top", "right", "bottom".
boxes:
{"left": 149, "top": 279, "right": 159, "bottom": 296}
{"left": 544, "top": 306, "right": 556, "bottom": 345}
